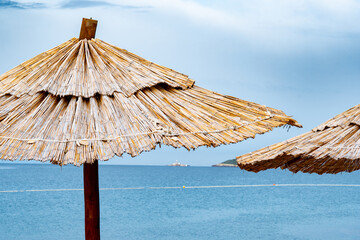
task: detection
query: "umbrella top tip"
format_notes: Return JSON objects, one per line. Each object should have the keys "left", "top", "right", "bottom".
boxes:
{"left": 79, "top": 18, "right": 98, "bottom": 40}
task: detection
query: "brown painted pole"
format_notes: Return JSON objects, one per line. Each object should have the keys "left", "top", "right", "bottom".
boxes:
{"left": 83, "top": 160, "right": 100, "bottom": 240}
{"left": 80, "top": 18, "right": 100, "bottom": 240}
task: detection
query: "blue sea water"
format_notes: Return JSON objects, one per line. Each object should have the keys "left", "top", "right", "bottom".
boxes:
{"left": 1, "top": 163, "right": 360, "bottom": 240}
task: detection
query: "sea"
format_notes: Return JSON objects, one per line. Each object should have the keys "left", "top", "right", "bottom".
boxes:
{"left": 1, "top": 163, "right": 360, "bottom": 240}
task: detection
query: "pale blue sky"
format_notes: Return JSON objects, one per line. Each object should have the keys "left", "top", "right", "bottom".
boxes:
{"left": 0, "top": 0, "right": 359, "bottom": 166}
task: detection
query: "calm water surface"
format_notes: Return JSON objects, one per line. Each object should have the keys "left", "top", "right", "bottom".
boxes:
{"left": 1, "top": 163, "right": 360, "bottom": 240}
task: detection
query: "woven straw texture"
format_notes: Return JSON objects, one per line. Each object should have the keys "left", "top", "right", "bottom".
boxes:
{"left": 0, "top": 38, "right": 193, "bottom": 98}
{"left": 0, "top": 38, "right": 301, "bottom": 165}
{"left": 237, "top": 104, "right": 360, "bottom": 174}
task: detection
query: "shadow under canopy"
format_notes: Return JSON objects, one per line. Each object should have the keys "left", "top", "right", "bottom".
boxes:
{"left": 0, "top": 18, "right": 301, "bottom": 239}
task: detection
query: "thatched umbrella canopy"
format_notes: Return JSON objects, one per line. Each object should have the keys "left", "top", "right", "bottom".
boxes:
{"left": 237, "top": 104, "right": 360, "bottom": 174}
{"left": 0, "top": 18, "right": 301, "bottom": 239}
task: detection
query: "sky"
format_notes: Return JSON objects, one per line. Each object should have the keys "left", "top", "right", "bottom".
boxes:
{"left": 0, "top": 0, "right": 359, "bottom": 166}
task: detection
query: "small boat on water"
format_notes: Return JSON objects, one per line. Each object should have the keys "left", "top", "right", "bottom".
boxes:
{"left": 168, "top": 160, "right": 189, "bottom": 167}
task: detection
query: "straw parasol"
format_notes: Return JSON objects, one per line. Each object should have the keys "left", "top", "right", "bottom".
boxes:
{"left": 0, "top": 18, "right": 301, "bottom": 239}
{"left": 237, "top": 104, "right": 360, "bottom": 174}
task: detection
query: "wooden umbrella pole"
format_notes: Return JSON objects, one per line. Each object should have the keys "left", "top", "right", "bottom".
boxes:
{"left": 79, "top": 18, "right": 100, "bottom": 240}
{"left": 83, "top": 160, "right": 100, "bottom": 240}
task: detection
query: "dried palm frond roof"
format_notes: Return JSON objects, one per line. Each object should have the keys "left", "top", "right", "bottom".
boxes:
{"left": 0, "top": 38, "right": 301, "bottom": 165}
{"left": 0, "top": 38, "right": 193, "bottom": 98}
{"left": 237, "top": 104, "right": 360, "bottom": 174}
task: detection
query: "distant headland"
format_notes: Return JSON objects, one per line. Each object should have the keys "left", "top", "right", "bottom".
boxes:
{"left": 212, "top": 159, "right": 237, "bottom": 167}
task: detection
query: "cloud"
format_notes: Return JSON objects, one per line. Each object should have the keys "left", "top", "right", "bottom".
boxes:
{"left": 3, "top": 0, "right": 360, "bottom": 39}
{"left": 0, "top": 0, "right": 45, "bottom": 8}
{"left": 0, "top": 0, "right": 151, "bottom": 10}
{"left": 60, "top": 0, "right": 113, "bottom": 8}
{"left": 113, "top": 0, "right": 360, "bottom": 46}
{"left": 59, "top": 0, "right": 152, "bottom": 11}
